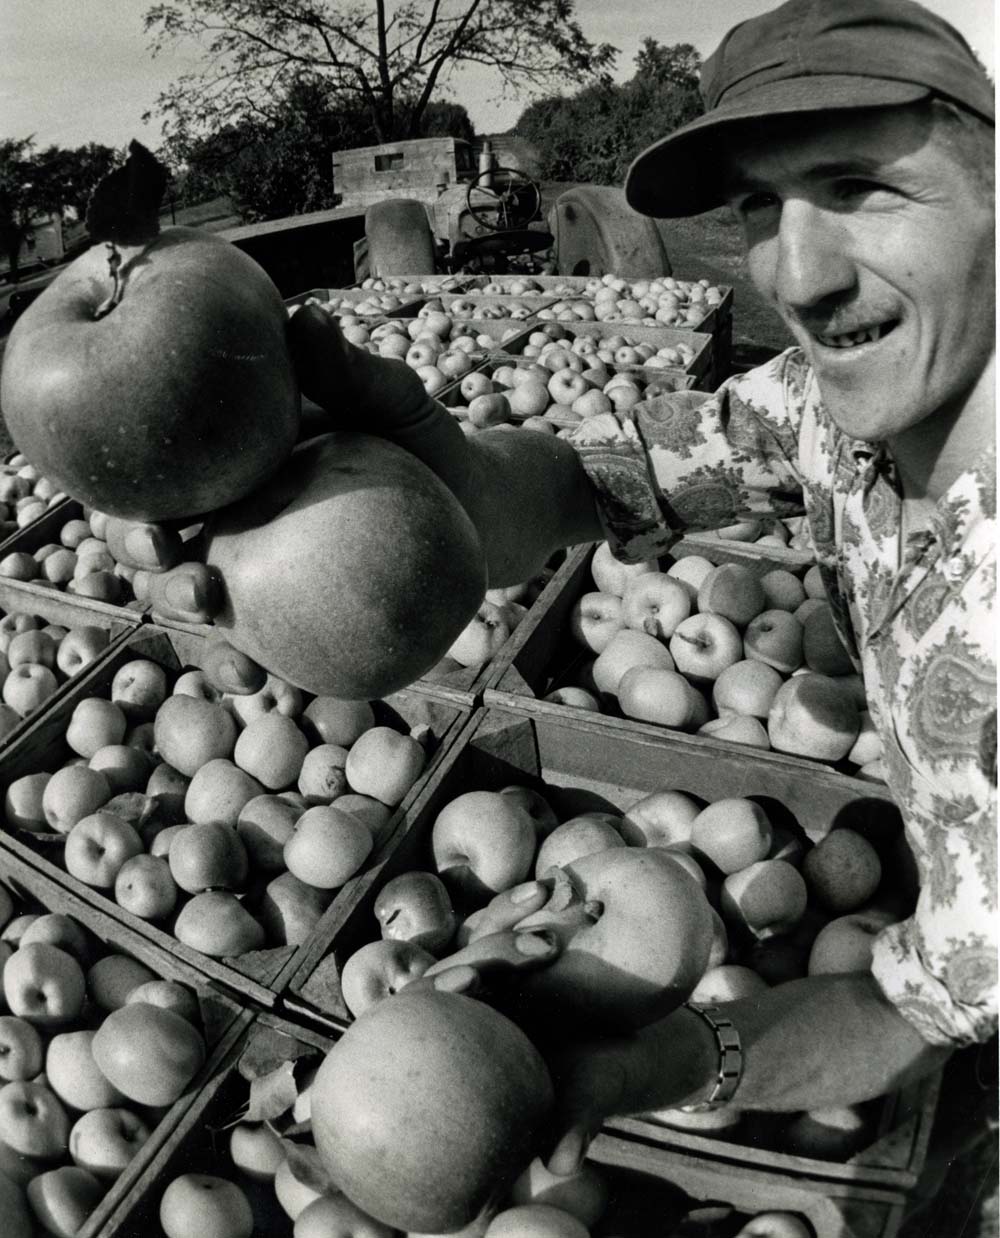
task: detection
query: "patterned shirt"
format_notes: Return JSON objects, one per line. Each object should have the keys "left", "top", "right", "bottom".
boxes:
{"left": 568, "top": 347, "right": 997, "bottom": 1048}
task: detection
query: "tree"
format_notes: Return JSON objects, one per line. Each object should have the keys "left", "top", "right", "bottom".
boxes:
{"left": 39, "top": 143, "right": 119, "bottom": 221}
{"left": 0, "top": 139, "right": 43, "bottom": 282}
{"left": 145, "top": 0, "right": 616, "bottom": 148}
{"left": 515, "top": 41, "right": 702, "bottom": 187}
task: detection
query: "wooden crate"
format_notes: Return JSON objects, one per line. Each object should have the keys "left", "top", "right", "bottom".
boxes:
{"left": 674, "top": 531, "right": 814, "bottom": 572}
{"left": 0, "top": 845, "right": 250, "bottom": 1238}
{"left": 0, "top": 499, "right": 148, "bottom": 622}
{"left": 280, "top": 704, "right": 930, "bottom": 1200}
{"left": 0, "top": 625, "right": 469, "bottom": 1008}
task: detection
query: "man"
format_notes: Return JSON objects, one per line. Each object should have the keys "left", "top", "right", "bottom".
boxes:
{"left": 126, "top": 0, "right": 994, "bottom": 1170}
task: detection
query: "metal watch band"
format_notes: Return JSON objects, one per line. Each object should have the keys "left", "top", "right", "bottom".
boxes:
{"left": 681, "top": 1001, "right": 744, "bottom": 1111}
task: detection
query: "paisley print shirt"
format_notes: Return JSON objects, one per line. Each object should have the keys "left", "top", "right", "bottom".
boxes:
{"left": 568, "top": 347, "right": 997, "bottom": 1047}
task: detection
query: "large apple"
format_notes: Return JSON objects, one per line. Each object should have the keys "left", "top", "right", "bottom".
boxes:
{"left": 311, "top": 989, "right": 554, "bottom": 1233}
{"left": 1, "top": 223, "right": 299, "bottom": 520}
{"left": 203, "top": 434, "right": 486, "bottom": 697}
{"left": 514, "top": 849, "right": 714, "bottom": 1030}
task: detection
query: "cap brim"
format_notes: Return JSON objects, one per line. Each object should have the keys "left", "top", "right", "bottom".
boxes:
{"left": 625, "top": 76, "right": 930, "bottom": 218}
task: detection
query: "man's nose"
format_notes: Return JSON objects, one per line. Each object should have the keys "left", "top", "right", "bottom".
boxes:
{"left": 774, "top": 200, "right": 855, "bottom": 311}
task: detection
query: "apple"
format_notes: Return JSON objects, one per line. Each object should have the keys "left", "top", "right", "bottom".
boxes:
{"left": 27, "top": 1165, "right": 104, "bottom": 1237}
{"left": 3, "top": 663, "right": 59, "bottom": 717}
{"left": 498, "top": 785, "right": 559, "bottom": 840}
{"left": 3, "top": 772, "right": 50, "bottom": 833}
{"left": 460, "top": 372, "right": 495, "bottom": 401}
{"left": 296, "top": 1193, "right": 396, "bottom": 1238}
{"left": 699, "top": 713, "right": 771, "bottom": 748}
{"left": 438, "top": 351, "right": 474, "bottom": 380}
{"left": 184, "top": 759, "right": 265, "bottom": 827}
{"left": 109, "top": 659, "right": 169, "bottom": 722}
{"left": 669, "top": 613, "right": 743, "bottom": 682}
{"left": 154, "top": 696, "right": 238, "bottom": 778}
{"left": 64, "top": 812, "right": 144, "bottom": 888}
{"left": 508, "top": 1157, "right": 608, "bottom": 1228}
{"left": 375, "top": 871, "right": 456, "bottom": 954}
{"left": 486, "top": 1205, "right": 589, "bottom": 1237}
{"left": 767, "top": 674, "right": 860, "bottom": 761}
{"left": 760, "top": 569, "right": 807, "bottom": 613}
{"left": 514, "top": 848, "right": 713, "bottom": 1030}
{"left": 432, "top": 790, "right": 536, "bottom": 909}
{"left": 803, "top": 564, "right": 826, "bottom": 599}
{"left": 0, "top": 1078, "right": 71, "bottom": 1159}
{"left": 86, "top": 954, "right": 157, "bottom": 1011}
{"left": 621, "top": 572, "right": 691, "bottom": 639}
{"left": 18, "top": 914, "right": 90, "bottom": 964}
{"left": 89, "top": 744, "right": 154, "bottom": 794}
{"left": 508, "top": 381, "right": 550, "bottom": 418}
{"left": 273, "top": 1156, "right": 325, "bottom": 1220}
{"left": 235, "top": 794, "right": 301, "bottom": 870}
{"left": 114, "top": 853, "right": 178, "bottom": 920}
{"left": 802, "top": 604, "right": 854, "bottom": 675}
{"left": 618, "top": 665, "right": 707, "bottom": 729}
{"left": 4, "top": 943, "right": 86, "bottom": 1026}
{"left": 847, "top": 711, "right": 882, "bottom": 766}
{"left": 174, "top": 892, "right": 265, "bottom": 956}
{"left": 620, "top": 789, "right": 701, "bottom": 850}
{"left": 712, "top": 659, "right": 784, "bottom": 718}
{"left": 592, "top": 629, "right": 674, "bottom": 697}
{"left": 802, "top": 829, "right": 882, "bottom": 913}
{"left": 0, "top": 1016, "right": 44, "bottom": 1081}
{"left": 690, "top": 964, "right": 770, "bottom": 1005}
{"left": 46, "top": 1029, "right": 127, "bottom": 1111}
{"left": 468, "top": 394, "right": 513, "bottom": 429}
{"left": 169, "top": 822, "right": 250, "bottom": 894}
{"left": 284, "top": 805, "right": 373, "bottom": 888}
{"left": 1, "top": 224, "right": 299, "bottom": 520}
{"left": 159, "top": 1173, "right": 253, "bottom": 1238}
{"left": 311, "top": 990, "right": 554, "bottom": 1234}
{"left": 720, "top": 860, "right": 809, "bottom": 938}
{"left": 345, "top": 726, "right": 427, "bottom": 807}
{"left": 69, "top": 1106, "right": 151, "bottom": 1179}
{"left": 448, "top": 600, "right": 513, "bottom": 667}
{"left": 233, "top": 713, "right": 309, "bottom": 790}
{"left": 733, "top": 1213, "right": 813, "bottom": 1238}
{"left": 690, "top": 798, "right": 773, "bottom": 875}
{"left": 534, "top": 814, "right": 625, "bottom": 876}
{"left": 92, "top": 1003, "right": 205, "bottom": 1107}
{"left": 302, "top": 697, "right": 374, "bottom": 747}
{"left": 544, "top": 686, "right": 600, "bottom": 710}
{"left": 65, "top": 698, "right": 128, "bottom": 760}
{"left": 125, "top": 980, "right": 200, "bottom": 1025}
{"left": 697, "top": 564, "right": 766, "bottom": 627}
{"left": 340, "top": 939, "right": 437, "bottom": 1018}
{"left": 228, "top": 1121, "right": 284, "bottom": 1181}
{"left": 6, "top": 629, "right": 57, "bottom": 670}
{"left": 590, "top": 542, "right": 658, "bottom": 596}
{"left": 743, "top": 610, "right": 804, "bottom": 677}
{"left": 568, "top": 592, "right": 624, "bottom": 654}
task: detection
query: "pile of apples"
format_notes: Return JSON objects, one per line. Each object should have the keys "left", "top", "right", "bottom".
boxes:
{"left": 554, "top": 545, "right": 884, "bottom": 778}
{"left": 3, "top": 659, "right": 435, "bottom": 959}
{"left": 534, "top": 275, "right": 725, "bottom": 329}
{"left": 477, "top": 277, "right": 547, "bottom": 295}
{"left": 447, "top": 359, "right": 690, "bottom": 436}
{"left": 519, "top": 324, "right": 697, "bottom": 371}
{"left": 357, "top": 275, "right": 469, "bottom": 295}
{"left": 438, "top": 297, "right": 546, "bottom": 321}
{"left": 0, "top": 504, "right": 145, "bottom": 609}
{"left": 0, "top": 611, "right": 112, "bottom": 739}
{"left": 0, "top": 888, "right": 211, "bottom": 1238}
{"left": 0, "top": 454, "right": 66, "bottom": 543}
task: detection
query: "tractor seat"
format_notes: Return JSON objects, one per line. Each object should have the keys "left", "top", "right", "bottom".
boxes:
{"left": 364, "top": 199, "right": 437, "bottom": 277}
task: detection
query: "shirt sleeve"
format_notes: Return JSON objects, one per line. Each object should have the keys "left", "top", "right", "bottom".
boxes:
{"left": 870, "top": 786, "right": 998, "bottom": 1047}
{"left": 566, "top": 348, "right": 811, "bottom": 562}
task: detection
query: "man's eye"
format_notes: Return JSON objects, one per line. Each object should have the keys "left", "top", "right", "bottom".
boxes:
{"left": 833, "top": 178, "right": 890, "bottom": 201}
{"left": 740, "top": 191, "right": 780, "bottom": 215}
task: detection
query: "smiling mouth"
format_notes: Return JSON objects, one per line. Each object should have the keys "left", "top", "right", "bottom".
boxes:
{"left": 813, "top": 321, "right": 899, "bottom": 349}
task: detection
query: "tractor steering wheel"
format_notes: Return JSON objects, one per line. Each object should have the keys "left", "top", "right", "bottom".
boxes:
{"left": 464, "top": 167, "right": 542, "bottom": 233}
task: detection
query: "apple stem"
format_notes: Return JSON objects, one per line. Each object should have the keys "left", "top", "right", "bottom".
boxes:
{"left": 93, "top": 239, "right": 151, "bottom": 320}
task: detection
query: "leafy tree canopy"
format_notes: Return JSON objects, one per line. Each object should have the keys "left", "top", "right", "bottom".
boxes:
{"left": 145, "top": 0, "right": 617, "bottom": 149}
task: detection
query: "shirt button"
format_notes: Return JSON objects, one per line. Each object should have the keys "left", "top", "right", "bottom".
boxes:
{"left": 947, "top": 556, "right": 966, "bottom": 582}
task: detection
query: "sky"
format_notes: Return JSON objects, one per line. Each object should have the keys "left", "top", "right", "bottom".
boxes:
{"left": 2, "top": 0, "right": 994, "bottom": 151}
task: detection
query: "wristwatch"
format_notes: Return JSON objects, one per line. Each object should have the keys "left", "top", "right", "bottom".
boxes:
{"left": 680, "top": 1002, "right": 743, "bottom": 1112}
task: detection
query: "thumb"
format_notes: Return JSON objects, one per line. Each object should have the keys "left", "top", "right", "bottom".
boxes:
{"left": 287, "top": 303, "right": 354, "bottom": 413}
{"left": 545, "top": 1050, "right": 629, "bottom": 1176}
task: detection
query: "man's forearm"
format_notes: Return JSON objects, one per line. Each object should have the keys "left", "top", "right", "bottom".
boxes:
{"left": 623, "top": 974, "right": 949, "bottom": 1116}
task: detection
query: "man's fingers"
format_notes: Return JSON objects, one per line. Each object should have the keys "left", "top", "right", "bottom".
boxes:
{"left": 147, "top": 562, "right": 225, "bottom": 624}
{"left": 104, "top": 517, "right": 185, "bottom": 572}
{"left": 546, "top": 1123, "right": 596, "bottom": 1177}
{"left": 544, "top": 1049, "right": 629, "bottom": 1176}
{"left": 464, "top": 880, "right": 552, "bottom": 943}
{"left": 425, "top": 928, "right": 558, "bottom": 981}
{"left": 202, "top": 639, "right": 267, "bottom": 696}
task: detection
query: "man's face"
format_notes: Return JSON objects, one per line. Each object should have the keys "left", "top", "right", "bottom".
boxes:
{"left": 724, "top": 106, "right": 995, "bottom": 443}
